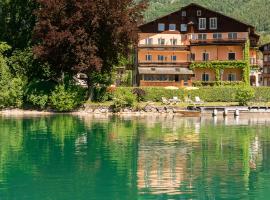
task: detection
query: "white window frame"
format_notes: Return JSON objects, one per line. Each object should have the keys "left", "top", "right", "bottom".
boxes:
{"left": 182, "top": 11, "right": 186, "bottom": 17}
{"left": 145, "top": 38, "right": 153, "bottom": 45}
{"left": 197, "top": 10, "right": 202, "bottom": 16}
{"left": 228, "top": 32, "right": 238, "bottom": 39}
{"left": 180, "top": 24, "right": 187, "bottom": 32}
{"left": 228, "top": 73, "right": 236, "bottom": 81}
{"left": 158, "top": 23, "right": 165, "bottom": 32}
{"left": 158, "top": 38, "right": 165, "bottom": 45}
{"left": 228, "top": 52, "right": 236, "bottom": 60}
{"left": 198, "top": 33, "right": 207, "bottom": 40}
{"left": 209, "top": 18, "right": 217, "bottom": 30}
{"left": 170, "top": 38, "right": 177, "bottom": 45}
{"left": 202, "top": 52, "right": 210, "bottom": 61}
{"left": 169, "top": 24, "right": 176, "bottom": 31}
{"left": 158, "top": 55, "right": 164, "bottom": 61}
{"left": 199, "top": 18, "right": 206, "bottom": 30}
{"left": 202, "top": 73, "right": 210, "bottom": 82}
{"left": 171, "top": 55, "right": 177, "bottom": 61}
{"left": 146, "top": 54, "right": 152, "bottom": 61}
{"left": 213, "top": 33, "right": 222, "bottom": 39}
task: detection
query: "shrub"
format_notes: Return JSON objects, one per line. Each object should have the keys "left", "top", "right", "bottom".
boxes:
{"left": 112, "top": 88, "right": 136, "bottom": 111}
{"left": 236, "top": 86, "right": 255, "bottom": 106}
{"left": 0, "top": 49, "right": 26, "bottom": 108}
{"left": 25, "top": 80, "right": 56, "bottom": 109}
{"left": 143, "top": 87, "right": 185, "bottom": 102}
{"left": 50, "top": 84, "right": 86, "bottom": 112}
{"left": 132, "top": 88, "right": 146, "bottom": 102}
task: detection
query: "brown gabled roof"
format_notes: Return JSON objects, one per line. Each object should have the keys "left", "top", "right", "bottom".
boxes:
{"left": 140, "top": 3, "right": 255, "bottom": 29}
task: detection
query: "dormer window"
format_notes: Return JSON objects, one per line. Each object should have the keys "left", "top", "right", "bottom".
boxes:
{"left": 209, "top": 18, "right": 217, "bottom": 30}
{"left": 182, "top": 11, "right": 186, "bottom": 17}
{"left": 197, "top": 10, "right": 202, "bottom": 16}
{"left": 169, "top": 24, "right": 176, "bottom": 31}
{"left": 158, "top": 23, "right": 165, "bottom": 31}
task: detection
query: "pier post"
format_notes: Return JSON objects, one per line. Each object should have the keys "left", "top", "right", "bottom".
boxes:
{"left": 234, "top": 109, "right": 240, "bottom": 117}
{"left": 213, "top": 109, "right": 218, "bottom": 117}
{"left": 223, "top": 109, "right": 228, "bottom": 117}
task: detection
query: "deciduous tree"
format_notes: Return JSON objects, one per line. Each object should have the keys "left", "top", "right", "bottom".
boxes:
{"left": 33, "top": 0, "right": 147, "bottom": 98}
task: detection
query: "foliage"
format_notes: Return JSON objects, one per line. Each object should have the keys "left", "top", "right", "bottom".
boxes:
{"left": 112, "top": 88, "right": 136, "bottom": 111}
{"left": 0, "top": 42, "right": 25, "bottom": 108}
{"left": 0, "top": 0, "right": 38, "bottom": 50}
{"left": 8, "top": 48, "right": 53, "bottom": 81}
{"left": 192, "top": 81, "right": 245, "bottom": 87}
{"left": 25, "top": 80, "right": 56, "bottom": 109}
{"left": 235, "top": 87, "right": 255, "bottom": 106}
{"left": 132, "top": 88, "right": 146, "bottom": 102}
{"left": 33, "top": 0, "right": 147, "bottom": 86}
{"left": 190, "top": 61, "right": 248, "bottom": 82}
{"left": 50, "top": 83, "right": 86, "bottom": 112}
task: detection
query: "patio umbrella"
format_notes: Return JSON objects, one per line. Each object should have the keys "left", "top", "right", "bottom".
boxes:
{"left": 184, "top": 87, "right": 199, "bottom": 91}
{"left": 164, "top": 86, "right": 179, "bottom": 90}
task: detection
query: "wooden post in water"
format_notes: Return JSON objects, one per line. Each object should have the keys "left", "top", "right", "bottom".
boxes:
{"left": 223, "top": 109, "right": 228, "bottom": 117}
{"left": 213, "top": 109, "right": 218, "bottom": 117}
{"left": 234, "top": 109, "right": 240, "bottom": 117}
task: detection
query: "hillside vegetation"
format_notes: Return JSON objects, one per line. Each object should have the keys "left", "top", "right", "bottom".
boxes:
{"left": 143, "top": 0, "right": 270, "bottom": 44}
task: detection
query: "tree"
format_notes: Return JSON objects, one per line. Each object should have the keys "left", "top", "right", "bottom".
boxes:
{"left": 0, "top": 0, "right": 38, "bottom": 50}
{"left": 33, "top": 0, "right": 147, "bottom": 99}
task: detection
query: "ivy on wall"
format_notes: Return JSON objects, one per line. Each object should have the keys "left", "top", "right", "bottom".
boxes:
{"left": 189, "top": 40, "right": 251, "bottom": 84}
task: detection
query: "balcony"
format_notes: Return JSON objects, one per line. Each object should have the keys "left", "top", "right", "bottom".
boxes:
{"left": 138, "top": 44, "right": 189, "bottom": 51}
{"left": 190, "top": 38, "right": 247, "bottom": 46}
{"left": 138, "top": 60, "right": 190, "bottom": 67}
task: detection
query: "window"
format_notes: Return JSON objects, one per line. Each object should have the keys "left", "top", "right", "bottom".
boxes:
{"left": 228, "top": 32, "right": 237, "bottom": 39}
{"left": 202, "top": 52, "right": 209, "bottom": 61}
{"left": 199, "top": 18, "right": 206, "bottom": 30}
{"left": 181, "top": 24, "right": 187, "bottom": 32}
{"left": 145, "top": 54, "right": 152, "bottom": 61}
{"left": 158, "top": 55, "right": 164, "bottom": 61}
{"left": 169, "top": 24, "right": 176, "bottom": 31}
{"left": 170, "top": 38, "right": 177, "bottom": 45}
{"left": 197, "top": 10, "right": 202, "bottom": 16}
{"left": 171, "top": 55, "right": 177, "bottom": 61}
{"left": 145, "top": 38, "right": 153, "bottom": 45}
{"left": 198, "top": 33, "right": 207, "bottom": 40}
{"left": 190, "top": 53, "right": 196, "bottom": 61}
{"left": 158, "top": 23, "right": 165, "bottom": 31}
{"left": 228, "top": 73, "right": 236, "bottom": 81}
{"left": 213, "top": 33, "right": 222, "bottom": 39}
{"left": 209, "top": 18, "right": 217, "bottom": 29}
{"left": 202, "top": 73, "right": 209, "bottom": 81}
{"left": 264, "top": 46, "right": 269, "bottom": 51}
{"left": 158, "top": 38, "right": 165, "bottom": 45}
{"left": 182, "top": 11, "right": 186, "bottom": 17}
{"left": 228, "top": 52, "right": 236, "bottom": 60}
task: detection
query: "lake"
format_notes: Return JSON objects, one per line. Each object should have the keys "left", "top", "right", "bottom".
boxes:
{"left": 0, "top": 114, "right": 270, "bottom": 200}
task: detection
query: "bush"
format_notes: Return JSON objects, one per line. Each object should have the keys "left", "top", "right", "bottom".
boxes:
{"left": 25, "top": 80, "right": 56, "bottom": 109}
{"left": 112, "top": 88, "right": 136, "bottom": 111}
{"left": 236, "top": 87, "right": 255, "bottom": 106}
{"left": 50, "top": 84, "right": 86, "bottom": 112}
{"left": 0, "top": 50, "right": 26, "bottom": 108}
{"left": 132, "top": 88, "right": 146, "bottom": 102}
{"left": 143, "top": 87, "right": 185, "bottom": 102}
{"left": 193, "top": 81, "right": 245, "bottom": 87}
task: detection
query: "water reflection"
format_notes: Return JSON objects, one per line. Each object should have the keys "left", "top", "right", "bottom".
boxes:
{"left": 0, "top": 115, "right": 270, "bottom": 199}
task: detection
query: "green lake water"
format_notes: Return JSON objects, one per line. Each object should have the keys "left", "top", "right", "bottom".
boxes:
{"left": 1, "top": 115, "right": 270, "bottom": 200}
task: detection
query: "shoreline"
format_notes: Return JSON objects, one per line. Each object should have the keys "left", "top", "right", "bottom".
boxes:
{"left": 2, "top": 108, "right": 270, "bottom": 117}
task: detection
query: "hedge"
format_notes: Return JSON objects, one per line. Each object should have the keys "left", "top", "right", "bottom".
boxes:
{"left": 113, "top": 87, "right": 270, "bottom": 103}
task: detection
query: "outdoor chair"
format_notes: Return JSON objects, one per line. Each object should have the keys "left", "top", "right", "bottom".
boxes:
{"left": 161, "top": 97, "right": 170, "bottom": 105}
{"left": 194, "top": 96, "right": 204, "bottom": 105}
{"left": 169, "top": 97, "right": 181, "bottom": 104}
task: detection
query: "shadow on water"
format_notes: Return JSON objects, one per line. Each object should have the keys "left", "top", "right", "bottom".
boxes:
{"left": 1, "top": 115, "right": 270, "bottom": 199}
